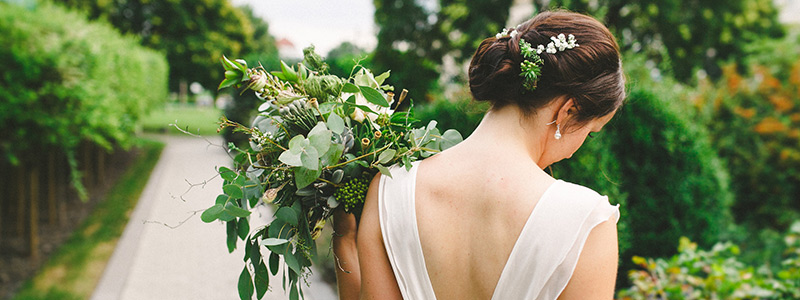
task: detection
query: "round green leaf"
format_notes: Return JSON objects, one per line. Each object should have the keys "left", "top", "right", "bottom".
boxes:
{"left": 275, "top": 207, "right": 299, "bottom": 226}
{"left": 223, "top": 184, "right": 244, "bottom": 199}
{"left": 200, "top": 204, "right": 224, "bottom": 223}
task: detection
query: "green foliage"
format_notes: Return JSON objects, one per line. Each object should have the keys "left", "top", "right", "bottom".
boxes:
{"left": 413, "top": 94, "right": 488, "bottom": 137}
{"left": 608, "top": 87, "right": 733, "bottom": 263}
{"left": 542, "top": 0, "right": 785, "bottom": 80}
{"left": 60, "top": 0, "right": 263, "bottom": 91}
{"left": 372, "top": 0, "right": 512, "bottom": 100}
{"left": 618, "top": 222, "right": 800, "bottom": 300}
{"left": 0, "top": 2, "right": 167, "bottom": 194}
{"left": 326, "top": 42, "right": 368, "bottom": 78}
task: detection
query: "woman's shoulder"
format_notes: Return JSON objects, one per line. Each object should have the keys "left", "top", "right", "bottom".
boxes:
{"left": 549, "top": 180, "right": 620, "bottom": 223}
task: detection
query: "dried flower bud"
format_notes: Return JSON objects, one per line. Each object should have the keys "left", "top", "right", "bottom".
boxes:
{"left": 247, "top": 70, "right": 268, "bottom": 91}
{"left": 374, "top": 131, "right": 382, "bottom": 139}
{"left": 308, "top": 98, "right": 319, "bottom": 109}
{"left": 361, "top": 138, "right": 371, "bottom": 149}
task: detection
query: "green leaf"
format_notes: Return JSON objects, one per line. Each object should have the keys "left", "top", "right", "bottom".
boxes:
{"left": 378, "top": 149, "right": 396, "bottom": 164}
{"left": 441, "top": 129, "right": 463, "bottom": 150}
{"left": 290, "top": 284, "right": 299, "bottom": 300}
{"left": 219, "top": 167, "right": 236, "bottom": 182}
{"left": 308, "top": 122, "right": 332, "bottom": 154}
{"left": 201, "top": 204, "right": 224, "bottom": 223}
{"left": 284, "top": 247, "right": 302, "bottom": 274}
{"left": 321, "top": 143, "right": 344, "bottom": 167}
{"left": 215, "top": 195, "right": 228, "bottom": 205}
{"left": 260, "top": 238, "right": 290, "bottom": 246}
{"left": 275, "top": 207, "right": 299, "bottom": 226}
{"left": 270, "top": 70, "right": 287, "bottom": 81}
{"left": 326, "top": 113, "right": 345, "bottom": 134}
{"left": 293, "top": 166, "right": 321, "bottom": 189}
{"left": 237, "top": 217, "right": 249, "bottom": 240}
{"left": 342, "top": 82, "right": 360, "bottom": 93}
{"left": 227, "top": 221, "right": 237, "bottom": 253}
{"left": 238, "top": 266, "right": 254, "bottom": 300}
{"left": 218, "top": 78, "right": 238, "bottom": 91}
{"left": 359, "top": 86, "right": 390, "bottom": 107}
{"left": 278, "top": 150, "right": 303, "bottom": 167}
{"left": 254, "top": 261, "right": 269, "bottom": 298}
{"left": 375, "top": 70, "right": 391, "bottom": 86}
{"left": 280, "top": 60, "right": 298, "bottom": 82}
{"left": 299, "top": 147, "right": 319, "bottom": 170}
{"left": 376, "top": 165, "right": 392, "bottom": 178}
{"left": 287, "top": 134, "right": 304, "bottom": 148}
{"left": 269, "top": 252, "right": 279, "bottom": 276}
{"left": 224, "top": 202, "right": 251, "bottom": 218}
{"left": 223, "top": 184, "right": 244, "bottom": 199}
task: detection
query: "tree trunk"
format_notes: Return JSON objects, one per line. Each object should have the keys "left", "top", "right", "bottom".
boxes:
{"left": 59, "top": 152, "right": 68, "bottom": 226}
{"left": 16, "top": 166, "right": 26, "bottom": 238}
{"left": 29, "top": 163, "right": 40, "bottom": 261}
{"left": 48, "top": 151, "right": 57, "bottom": 225}
{"left": 97, "top": 146, "right": 106, "bottom": 186}
{"left": 83, "top": 142, "right": 93, "bottom": 188}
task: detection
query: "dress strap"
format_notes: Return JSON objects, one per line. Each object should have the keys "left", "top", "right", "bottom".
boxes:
{"left": 492, "top": 180, "right": 620, "bottom": 300}
{"left": 378, "top": 161, "right": 437, "bottom": 299}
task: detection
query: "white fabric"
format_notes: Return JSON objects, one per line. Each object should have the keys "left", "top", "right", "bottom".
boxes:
{"left": 378, "top": 161, "right": 620, "bottom": 300}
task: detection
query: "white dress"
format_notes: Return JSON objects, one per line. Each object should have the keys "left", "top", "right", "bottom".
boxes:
{"left": 378, "top": 161, "right": 620, "bottom": 300}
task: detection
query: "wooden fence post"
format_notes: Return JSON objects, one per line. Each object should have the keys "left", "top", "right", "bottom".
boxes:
{"left": 30, "top": 163, "right": 40, "bottom": 261}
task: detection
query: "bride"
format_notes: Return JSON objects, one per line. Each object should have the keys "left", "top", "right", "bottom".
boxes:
{"left": 333, "top": 11, "right": 625, "bottom": 300}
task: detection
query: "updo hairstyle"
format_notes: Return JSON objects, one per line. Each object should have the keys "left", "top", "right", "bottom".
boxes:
{"left": 468, "top": 11, "right": 625, "bottom": 129}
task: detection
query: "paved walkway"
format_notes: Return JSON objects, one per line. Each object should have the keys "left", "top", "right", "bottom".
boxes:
{"left": 92, "top": 135, "right": 337, "bottom": 300}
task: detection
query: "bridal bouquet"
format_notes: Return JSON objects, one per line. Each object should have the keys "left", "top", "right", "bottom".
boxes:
{"left": 202, "top": 47, "right": 462, "bottom": 299}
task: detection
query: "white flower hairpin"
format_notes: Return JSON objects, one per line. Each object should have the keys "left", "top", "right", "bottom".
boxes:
{"left": 519, "top": 33, "right": 578, "bottom": 91}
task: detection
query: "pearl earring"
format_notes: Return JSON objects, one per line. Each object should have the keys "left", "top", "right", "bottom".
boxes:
{"left": 555, "top": 124, "right": 562, "bottom": 140}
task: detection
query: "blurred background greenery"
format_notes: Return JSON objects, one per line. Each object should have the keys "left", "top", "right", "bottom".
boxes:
{"left": 1, "top": 0, "right": 799, "bottom": 298}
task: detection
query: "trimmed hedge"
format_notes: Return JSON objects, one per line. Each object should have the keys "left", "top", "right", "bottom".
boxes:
{"left": 0, "top": 2, "right": 168, "bottom": 165}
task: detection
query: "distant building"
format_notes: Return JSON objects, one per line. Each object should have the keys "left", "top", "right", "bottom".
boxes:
{"left": 276, "top": 38, "right": 301, "bottom": 60}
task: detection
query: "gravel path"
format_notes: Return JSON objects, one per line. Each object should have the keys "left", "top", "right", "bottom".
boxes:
{"left": 92, "top": 135, "right": 337, "bottom": 300}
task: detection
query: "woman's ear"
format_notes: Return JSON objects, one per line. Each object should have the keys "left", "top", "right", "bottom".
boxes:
{"left": 555, "top": 98, "right": 577, "bottom": 125}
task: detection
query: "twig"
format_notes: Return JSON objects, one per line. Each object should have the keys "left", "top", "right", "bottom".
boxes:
{"left": 142, "top": 209, "right": 204, "bottom": 229}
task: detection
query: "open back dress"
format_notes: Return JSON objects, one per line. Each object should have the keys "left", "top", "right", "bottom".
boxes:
{"left": 378, "top": 161, "right": 620, "bottom": 300}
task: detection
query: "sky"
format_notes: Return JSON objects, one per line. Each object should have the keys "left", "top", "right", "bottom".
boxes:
{"left": 231, "top": 0, "right": 377, "bottom": 58}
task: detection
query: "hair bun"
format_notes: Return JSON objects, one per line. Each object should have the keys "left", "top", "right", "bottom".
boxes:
{"left": 468, "top": 11, "right": 625, "bottom": 123}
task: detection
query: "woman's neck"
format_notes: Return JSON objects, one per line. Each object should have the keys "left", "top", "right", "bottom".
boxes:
{"left": 460, "top": 105, "right": 552, "bottom": 169}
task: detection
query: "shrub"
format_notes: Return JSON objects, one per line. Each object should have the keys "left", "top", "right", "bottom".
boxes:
{"left": 618, "top": 222, "right": 800, "bottom": 300}
{"left": 0, "top": 2, "right": 167, "bottom": 192}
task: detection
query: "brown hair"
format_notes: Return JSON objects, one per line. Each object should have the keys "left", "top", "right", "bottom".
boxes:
{"left": 468, "top": 11, "right": 625, "bottom": 127}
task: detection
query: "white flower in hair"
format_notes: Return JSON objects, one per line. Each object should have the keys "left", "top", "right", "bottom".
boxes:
{"left": 546, "top": 42, "right": 557, "bottom": 53}
{"left": 536, "top": 44, "right": 545, "bottom": 54}
{"left": 510, "top": 30, "right": 519, "bottom": 39}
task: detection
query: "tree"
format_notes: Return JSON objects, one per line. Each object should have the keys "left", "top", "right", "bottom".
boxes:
{"left": 371, "top": 0, "right": 512, "bottom": 100}
{"left": 541, "top": 0, "right": 784, "bottom": 79}
{"left": 60, "top": 0, "right": 256, "bottom": 92}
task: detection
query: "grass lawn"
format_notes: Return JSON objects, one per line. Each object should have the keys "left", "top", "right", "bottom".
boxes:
{"left": 141, "top": 103, "right": 223, "bottom": 136}
{"left": 12, "top": 139, "right": 164, "bottom": 300}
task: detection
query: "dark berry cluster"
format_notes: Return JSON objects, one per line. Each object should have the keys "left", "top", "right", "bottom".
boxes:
{"left": 334, "top": 176, "right": 370, "bottom": 213}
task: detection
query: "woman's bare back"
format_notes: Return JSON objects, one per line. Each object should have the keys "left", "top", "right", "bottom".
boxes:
{"left": 414, "top": 141, "right": 556, "bottom": 299}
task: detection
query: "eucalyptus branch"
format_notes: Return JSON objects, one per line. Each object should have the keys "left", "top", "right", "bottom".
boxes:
{"left": 324, "top": 143, "right": 392, "bottom": 170}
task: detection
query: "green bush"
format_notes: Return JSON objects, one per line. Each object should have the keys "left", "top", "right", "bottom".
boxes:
{"left": 618, "top": 222, "right": 800, "bottom": 300}
{"left": 413, "top": 92, "right": 488, "bottom": 138}
{"left": 609, "top": 87, "right": 733, "bottom": 260}
{"left": 0, "top": 2, "right": 167, "bottom": 196}
{"left": 0, "top": 2, "right": 167, "bottom": 160}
